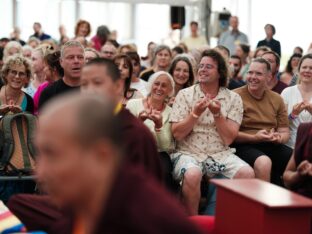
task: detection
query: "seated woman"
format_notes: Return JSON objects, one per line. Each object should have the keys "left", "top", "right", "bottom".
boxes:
{"left": 140, "top": 45, "right": 172, "bottom": 82}
{"left": 0, "top": 54, "right": 34, "bottom": 114}
{"left": 25, "top": 44, "right": 53, "bottom": 97}
{"left": 168, "top": 55, "right": 195, "bottom": 104}
{"left": 281, "top": 54, "right": 312, "bottom": 149}
{"left": 126, "top": 71, "right": 175, "bottom": 191}
{"left": 33, "top": 51, "right": 63, "bottom": 114}
{"left": 113, "top": 54, "right": 143, "bottom": 105}
{"left": 283, "top": 122, "right": 312, "bottom": 198}
{"left": 126, "top": 51, "right": 148, "bottom": 97}
{"left": 280, "top": 53, "right": 302, "bottom": 86}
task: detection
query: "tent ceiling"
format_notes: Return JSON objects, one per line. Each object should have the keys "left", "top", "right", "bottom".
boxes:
{"left": 78, "top": 0, "right": 203, "bottom": 6}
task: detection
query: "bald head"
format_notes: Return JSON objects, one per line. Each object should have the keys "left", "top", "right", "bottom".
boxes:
{"left": 36, "top": 93, "right": 122, "bottom": 208}
{"left": 40, "top": 93, "right": 121, "bottom": 147}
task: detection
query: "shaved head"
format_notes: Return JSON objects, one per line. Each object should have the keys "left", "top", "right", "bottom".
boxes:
{"left": 39, "top": 93, "right": 121, "bottom": 147}
{"left": 36, "top": 93, "right": 122, "bottom": 207}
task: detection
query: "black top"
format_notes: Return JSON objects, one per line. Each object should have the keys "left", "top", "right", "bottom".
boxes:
{"left": 228, "top": 78, "right": 246, "bottom": 90}
{"left": 140, "top": 69, "right": 155, "bottom": 82}
{"left": 38, "top": 79, "right": 79, "bottom": 110}
{"left": 257, "top": 38, "right": 281, "bottom": 57}
{"left": 24, "top": 92, "right": 34, "bottom": 114}
{"left": 30, "top": 33, "right": 51, "bottom": 41}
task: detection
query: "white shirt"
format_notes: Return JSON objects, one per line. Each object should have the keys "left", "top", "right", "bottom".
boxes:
{"left": 131, "top": 79, "right": 148, "bottom": 97}
{"left": 281, "top": 85, "right": 312, "bottom": 149}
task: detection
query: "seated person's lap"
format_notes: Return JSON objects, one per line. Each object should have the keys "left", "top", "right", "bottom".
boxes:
{"left": 233, "top": 143, "right": 292, "bottom": 167}
{"left": 171, "top": 153, "right": 248, "bottom": 181}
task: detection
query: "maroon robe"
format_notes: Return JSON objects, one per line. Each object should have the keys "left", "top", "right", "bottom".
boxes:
{"left": 8, "top": 166, "right": 203, "bottom": 234}
{"left": 293, "top": 122, "right": 312, "bottom": 198}
{"left": 117, "top": 108, "right": 163, "bottom": 181}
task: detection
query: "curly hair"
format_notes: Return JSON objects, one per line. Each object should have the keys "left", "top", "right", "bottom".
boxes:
{"left": 1, "top": 54, "right": 32, "bottom": 84}
{"left": 201, "top": 49, "right": 229, "bottom": 87}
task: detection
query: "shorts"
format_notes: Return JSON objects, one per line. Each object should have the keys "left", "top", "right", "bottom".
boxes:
{"left": 171, "top": 152, "right": 248, "bottom": 181}
{"left": 232, "top": 142, "right": 292, "bottom": 168}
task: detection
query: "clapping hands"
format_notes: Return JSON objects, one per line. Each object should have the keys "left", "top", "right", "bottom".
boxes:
{"left": 292, "top": 101, "right": 312, "bottom": 116}
{"left": 192, "top": 94, "right": 221, "bottom": 117}
{"left": 297, "top": 160, "right": 312, "bottom": 177}
{"left": 255, "top": 128, "right": 282, "bottom": 144}
{"left": 138, "top": 108, "right": 163, "bottom": 129}
{"left": 0, "top": 103, "right": 22, "bottom": 114}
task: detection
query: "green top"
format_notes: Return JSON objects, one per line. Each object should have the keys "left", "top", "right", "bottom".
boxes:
{"left": 126, "top": 98, "right": 174, "bottom": 153}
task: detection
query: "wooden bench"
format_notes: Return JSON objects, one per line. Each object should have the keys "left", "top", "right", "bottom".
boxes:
{"left": 211, "top": 179, "right": 312, "bottom": 234}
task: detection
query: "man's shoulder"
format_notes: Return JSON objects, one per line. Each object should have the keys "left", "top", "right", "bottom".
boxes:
{"left": 175, "top": 85, "right": 198, "bottom": 100}
{"left": 232, "top": 85, "right": 247, "bottom": 95}
{"left": 41, "top": 79, "right": 63, "bottom": 94}
{"left": 266, "top": 89, "right": 284, "bottom": 103}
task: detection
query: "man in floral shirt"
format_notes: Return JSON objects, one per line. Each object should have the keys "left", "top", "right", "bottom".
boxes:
{"left": 170, "top": 49, "right": 254, "bottom": 215}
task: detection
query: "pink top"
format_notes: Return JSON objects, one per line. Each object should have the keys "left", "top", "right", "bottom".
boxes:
{"left": 33, "top": 81, "right": 50, "bottom": 115}
{"left": 91, "top": 35, "right": 105, "bottom": 51}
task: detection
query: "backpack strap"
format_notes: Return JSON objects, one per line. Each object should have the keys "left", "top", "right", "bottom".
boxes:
{"left": 15, "top": 116, "right": 31, "bottom": 169}
{"left": 21, "top": 113, "right": 36, "bottom": 159}
{"left": 1, "top": 114, "right": 15, "bottom": 168}
{"left": 1, "top": 113, "right": 36, "bottom": 172}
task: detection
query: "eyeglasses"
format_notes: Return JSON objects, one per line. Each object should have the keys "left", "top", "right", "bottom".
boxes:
{"left": 9, "top": 69, "right": 27, "bottom": 78}
{"left": 198, "top": 64, "right": 216, "bottom": 70}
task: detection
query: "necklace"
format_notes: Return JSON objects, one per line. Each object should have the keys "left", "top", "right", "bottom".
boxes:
{"left": 146, "top": 97, "right": 165, "bottom": 112}
{"left": 4, "top": 86, "right": 22, "bottom": 105}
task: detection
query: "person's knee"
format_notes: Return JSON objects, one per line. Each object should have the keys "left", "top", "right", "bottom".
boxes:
{"left": 234, "top": 166, "right": 255, "bottom": 178}
{"left": 254, "top": 156, "right": 272, "bottom": 171}
{"left": 183, "top": 167, "right": 202, "bottom": 189}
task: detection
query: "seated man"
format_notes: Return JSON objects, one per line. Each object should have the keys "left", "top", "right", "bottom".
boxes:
{"left": 170, "top": 49, "right": 254, "bottom": 215}
{"left": 233, "top": 57, "right": 292, "bottom": 186}
{"left": 228, "top": 55, "right": 245, "bottom": 90}
{"left": 261, "top": 51, "right": 287, "bottom": 94}
{"left": 10, "top": 93, "right": 202, "bottom": 234}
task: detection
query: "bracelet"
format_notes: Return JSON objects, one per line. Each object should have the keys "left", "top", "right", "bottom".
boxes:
{"left": 288, "top": 113, "right": 298, "bottom": 120}
{"left": 191, "top": 112, "right": 199, "bottom": 119}
{"left": 155, "top": 127, "right": 162, "bottom": 132}
{"left": 213, "top": 112, "right": 221, "bottom": 118}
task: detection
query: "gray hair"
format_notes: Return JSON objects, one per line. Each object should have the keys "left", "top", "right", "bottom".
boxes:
{"left": 3, "top": 41, "right": 22, "bottom": 61}
{"left": 60, "top": 40, "right": 85, "bottom": 58}
{"left": 146, "top": 71, "right": 175, "bottom": 97}
{"left": 153, "top": 44, "right": 172, "bottom": 58}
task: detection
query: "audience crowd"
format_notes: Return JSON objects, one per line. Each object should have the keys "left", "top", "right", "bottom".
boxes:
{"left": 0, "top": 16, "right": 311, "bottom": 233}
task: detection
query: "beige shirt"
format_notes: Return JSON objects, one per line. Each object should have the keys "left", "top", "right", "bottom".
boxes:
{"left": 170, "top": 84, "right": 243, "bottom": 162}
{"left": 181, "top": 35, "right": 208, "bottom": 50}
